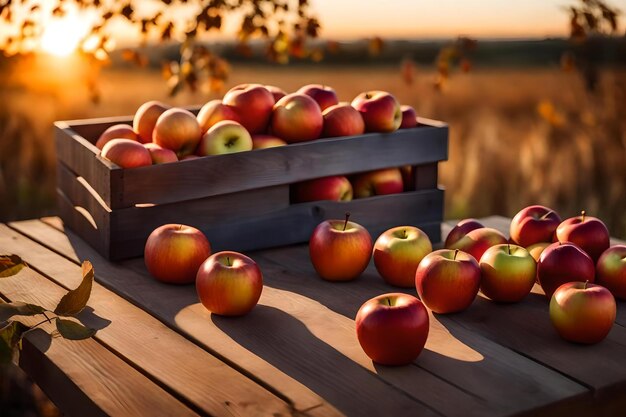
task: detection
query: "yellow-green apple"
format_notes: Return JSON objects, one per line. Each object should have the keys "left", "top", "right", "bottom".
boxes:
{"left": 537, "top": 242, "right": 595, "bottom": 299}
{"left": 352, "top": 168, "right": 403, "bottom": 198}
{"left": 510, "top": 205, "right": 561, "bottom": 247}
{"left": 556, "top": 211, "right": 610, "bottom": 263}
{"left": 133, "top": 100, "right": 170, "bottom": 143}
{"left": 143, "top": 143, "right": 178, "bottom": 164}
{"left": 596, "top": 245, "right": 626, "bottom": 300}
{"left": 101, "top": 139, "right": 152, "bottom": 168}
{"left": 293, "top": 176, "right": 352, "bottom": 203}
{"left": 196, "top": 251, "right": 263, "bottom": 316}
{"left": 444, "top": 219, "right": 484, "bottom": 248}
{"left": 197, "top": 120, "right": 252, "bottom": 156}
{"left": 400, "top": 105, "right": 418, "bottom": 129}
{"left": 550, "top": 281, "right": 616, "bottom": 344}
{"left": 351, "top": 91, "right": 402, "bottom": 133}
{"left": 265, "top": 85, "right": 287, "bottom": 102}
{"left": 448, "top": 227, "right": 507, "bottom": 262}
{"left": 415, "top": 249, "right": 480, "bottom": 313}
{"left": 322, "top": 103, "right": 365, "bottom": 138}
{"left": 373, "top": 226, "right": 432, "bottom": 288}
{"left": 271, "top": 93, "right": 323, "bottom": 143}
{"left": 527, "top": 242, "right": 551, "bottom": 262}
{"left": 144, "top": 224, "right": 212, "bottom": 284}
{"left": 223, "top": 84, "right": 275, "bottom": 134}
{"left": 309, "top": 214, "right": 373, "bottom": 281}
{"left": 479, "top": 244, "right": 536, "bottom": 303}
{"left": 196, "top": 99, "right": 240, "bottom": 134}
{"left": 297, "top": 84, "right": 339, "bottom": 111}
{"left": 95, "top": 124, "right": 138, "bottom": 149}
{"left": 355, "top": 293, "right": 429, "bottom": 366}
{"left": 153, "top": 108, "right": 202, "bottom": 157}
{"left": 252, "top": 134, "right": 287, "bottom": 149}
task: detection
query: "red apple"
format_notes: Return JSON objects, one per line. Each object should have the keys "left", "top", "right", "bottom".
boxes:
{"left": 351, "top": 91, "right": 402, "bottom": 133}
{"left": 399, "top": 105, "right": 418, "bottom": 129}
{"left": 322, "top": 103, "right": 365, "bottom": 138}
{"left": 400, "top": 166, "right": 414, "bottom": 191}
{"left": 596, "top": 245, "right": 626, "bottom": 300}
{"left": 197, "top": 120, "right": 252, "bottom": 156}
{"left": 101, "top": 139, "right": 152, "bottom": 169}
{"left": 293, "top": 176, "right": 353, "bottom": 203}
{"left": 444, "top": 219, "right": 484, "bottom": 248}
{"left": 265, "top": 85, "right": 287, "bottom": 102}
{"left": 309, "top": 214, "right": 373, "bottom": 281}
{"left": 133, "top": 100, "right": 170, "bottom": 143}
{"left": 373, "top": 226, "right": 432, "bottom": 288}
{"left": 448, "top": 227, "right": 508, "bottom": 262}
{"left": 223, "top": 84, "right": 275, "bottom": 134}
{"left": 271, "top": 93, "right": 323, "bottom": 143}
{"left": 197, "top": 99, "right": 240, "bottom": 134}
{"left": 95, "top": 124, "right": 138, "bottom": 149}
{"left": 143, "top": 143, "right": 178, "bottom": 164}
{"left": 196, "top": 251, "right": 263, "bottom": 316}
{"left": 355, "top": 293, "right": 429, "bottom": 366}
{"left": 527, "top": 242, "right": 551, "bottom": 263}
{"left": 415, "top": 249, "right": 481, "bottom": 314}
{"left": 537, "top": 242, "right": 595, "bottom": 299}
{"left": 153, "top": 108, "right": 202, "bottom": 157}
{"left": 144, "top": 224, "right": 212, "bottom": 285}
{"left": 297, "top": 84, "right": 339, "bottom": 111}
{"left": 479, "top": 244, "right": 537, "bottom": 303}
{"left": 556, "top": 211, "right": 610, "bottom": 263}
{"left": 510, "top": 205, "right": 562, "bottom": 247}
{"left": 550, "top": 281, "right": 616, "bottom": 344}
{"left": 352, "top": 168, "right": 403, "bottom": 198}
{"left": 252, "top": 134, "right": 287, "bottom": 149}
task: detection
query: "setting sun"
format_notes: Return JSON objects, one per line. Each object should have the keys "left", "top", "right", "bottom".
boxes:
{"left": 40, "top": 14, "right": 90, "bottom": 57}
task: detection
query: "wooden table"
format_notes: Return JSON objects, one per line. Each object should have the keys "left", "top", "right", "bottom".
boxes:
{"left": 1, "top": 216, "right": 626, "bottom": 417}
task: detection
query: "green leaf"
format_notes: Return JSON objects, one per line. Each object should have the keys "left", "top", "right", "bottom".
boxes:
{"left": 54, "top": 261, "right": 94, "bottom": 316}
{"left": 0, "top": 321, "right": 28, "bottom": 364}
{"left": 0, "top": 255, "right": 26, "bottom": 278}
{"left": 0, "top": 302, "right": 46, "bottom": 322}
{"left": 56, "top": 318, "right": 96, "bottom": 341}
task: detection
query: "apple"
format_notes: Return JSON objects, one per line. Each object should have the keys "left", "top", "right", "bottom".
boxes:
{"left": 144, "top": 224, "right": 212, "bottom": 285}
{"left": 444, "top": 219, "right": 484, "bottom": 248}
{"left": 400, "top": 166, "right": 414, "bottom": 191}
{"left": 510, "top": 205, "right": 562, "bottom": 247}
{"left": 596, "top": 245, "right": 626, "bottom": 300}
{"left": 550, "top": 281, "right": 616, "bottom": 344}
{"left": 415, "top": 249, "right": 481, "bottom": 314}
{"left": 355, "top": 293, "right": 429, "bottom": 366}
{"left": 101, "top": 139, "right": 152, "bottom": 169}
{"left": 223, "top": 84, "right": 275, "bottom": 134}
{"left": 351, "top": 91, "right": 402, "bottom": 133}
{"left": 265, "top": 85, "right": 287, "bottom": 102}
{"left": 293, "top": 176, "right": 353, "bottom": 203}
{"left": 196, "top": 251, "right": 263, "bottom": 316}
{"left": 448, "top": 227, "right": 507, "bottom": 262}
{"left": 309, "top": 213, "right": 373, "bottom": 281}
{"left": 556, "top": 211, "right": 610, "bottom": 262}
{"left": 95, "top": 124, "right": 138, "bottom": 149}
{"left": 322, "top": 103, "right": 365, "bottom": 138}
{"left": 537, "top": 242, "right": 595, "bottom": 299}
{"left": 399, "top": 105, "right": 418, "bottom": 129}
{"left": 271, "top": 93, "right": 323, "bottom": 143}
{"left": 373, "top": 226, "right": 432, "bottom": 288}
{"left": 197, "top": 120, "right": 252, "bottom": 156}
{"left": 297, "top": 84, "right": 339, "bottom": 111}
{"left": 143, "top": 143, "right": 178, "bottom": 164}
{"left": 133, "top": 100, "right": 170, "bottom": 143}
{"left": 153, "top": 108, "right": 202, "bottom": 157}
{"left": 479, "top": 244, "right": 536, "bottom": 303}
{"left": 252, "top": 134, "right": 287, "bottom": 149}
{"left": 352, "top": 168, "right": 403, "bottom": 198}
{"left": 197, "top": 99, "right": 240, "bottom": 134}
{"left": 526, "top": 242, "right": 551, "bottom": 262}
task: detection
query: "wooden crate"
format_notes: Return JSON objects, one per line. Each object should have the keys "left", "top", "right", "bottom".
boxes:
{"left": 55, "top": 110, "right": 448, "bottom": 260}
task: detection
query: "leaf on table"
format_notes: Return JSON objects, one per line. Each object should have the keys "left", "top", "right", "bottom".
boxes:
{"left": 0, "top": 321, "right": 28, "bottom": 364}
{"left": 54, "top": 261, "right": 94, "bottom": 316}
{"left": 0, "top": 301, "right": 46, "bottom": 322}
{"left": 0, "top": 255, "right": 27, "bottom": 278}
{"left": 56, "top": 318, "right": 96, "bottom": 341}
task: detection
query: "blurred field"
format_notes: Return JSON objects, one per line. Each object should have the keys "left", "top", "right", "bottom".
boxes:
{"left": 1, "top": 61, "right": 625, "bottom": 238}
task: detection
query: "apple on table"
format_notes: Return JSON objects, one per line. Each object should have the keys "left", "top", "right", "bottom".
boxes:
{"left": 556, "top": 210, "right": 610, "bottom": 263}
{"left": 596, "top": 245, "right": 626, "bottom": 300}
{"left": 447, "top": 227, "right": 508, "bottom": 263}
{"left": 509, "top": 205, "right": 561, "bottom": 247}
{"left": 444, "top": 219, "right": 484, "bottom": 248}
{"left": 537, "top": 241, "right": 595, "bottom": 299}
{"left": 479, "top": 244, "right": 536, "bottom": 303}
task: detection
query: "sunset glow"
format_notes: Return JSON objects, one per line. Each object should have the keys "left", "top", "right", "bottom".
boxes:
{"left": 40, "top": 13, "right": 90, "bottom": 57}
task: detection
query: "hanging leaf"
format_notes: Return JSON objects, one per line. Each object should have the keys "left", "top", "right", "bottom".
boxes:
{"left": 0, "top": 301, "right": 46, "bottom": 322}
{"left": 54, "top": 261, "right": 94, "bottom": 316}
{"left": 0, "top": 255, "right": 26, "bottom": 278}
{"left": 56, "top": 318, "right": 96, "bottom": 340}
{"left": 0, "top": 321, "right": 28, "bottom": 364}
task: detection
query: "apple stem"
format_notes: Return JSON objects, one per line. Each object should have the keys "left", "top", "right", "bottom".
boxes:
{"left": 343, "top": 212, "right": 350, "bottom": 231}
{"left": 454, "top": 249, "right": 459, "bottom": 260}
{"left": 581, "top": 210, "right": 586, "bottom": 222}
{"left": 226, "top": 257, "right": 231, "bottom": 267}
{"left": 178, "top": 224, "right": 183, "bottom": 230}
{"left": 584, "top": 280, "right": 589, "bottom": 289}
{"left": 507, "top": 243, "right": 511, "bottom": 255}
{"left": 385, "top": 298, "right": 391, "bottom": 306}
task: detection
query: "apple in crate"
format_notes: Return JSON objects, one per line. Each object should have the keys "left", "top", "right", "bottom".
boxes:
{"left": 309, "top": 214, "right": 373, "bottom": 281}
{"left": 101, "top": 139, "right": 152, "bottom": 168}
{"left": 509, "top": 205, "right": 561, "bottom": 247}
{"left": 95, "top": 124, "right": 138, "bottom": 150}
{"left": 537, "top": 242, "right": 595, "bottom": 299}
{"left": 197, "top": 99, "right": 240, "bottom": 134}
{"left": 271, "top": 93, "right": 323, "bottom": 143}
{"left": 444, "top": 219, "right": 484, "bottom": 248}
{"left": 297, "top": 84, "right": 339, "bottom": 111}
{"left": 252, "top": 134, "right": 287, "bottom": 149}
{"left": 373, "top": 226, "right": 432, "bottom": 288}
{"left": 223, "top": 84, "right": 275, "bottom": 134}
{"left": 479, "top": 244, "right": 536, "bottom": 303}
{"left": 144, "top": 143, "right": 178, "bottom": 164}
{"left": 596, "top": 245, "right": 626, "bottom": 300}
{"left": 352, "top": 168, "right": 403, "bottom": 198}
{"left": 322, "top": 103, "right": 365, "bottom": 138}
{"left": 351, "top": 91, "right": 402, "bottom": 133}
{"left": 153, "top": 108, "right": 202, "bottom": 158}
{"left": 133, "top": 100, "right": 170, "bottom": 143}
{"left": 293, "top": 176, "right": 353, "bottom": 203}
{"left": 355, "top": 293, "right": 429, "bottom": 366}
{"left": 196, "top": 251, "right": 263, "bottom": 316}
{"left": 399, "top": 105, "right": 418, "bottom": 129}
{"left": 265, "top": 85, "right": 287, "bottom": 102}
{"left": 447, "top": 227, "right": 507, "bottom": 262}
{"left": 144, "top": 224, "right": 212, "bottom": 285}
{"left": 197, "top": 120, "right": 252, "bottom": 156}
{"left": 550, "top": 281, "right": 616, "bottom": 344}
{"left": 415, "top": 249, "right": 481, "bottom": 314}
{"left": 556, "top": 211, "right": 610, "bottom": 262}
